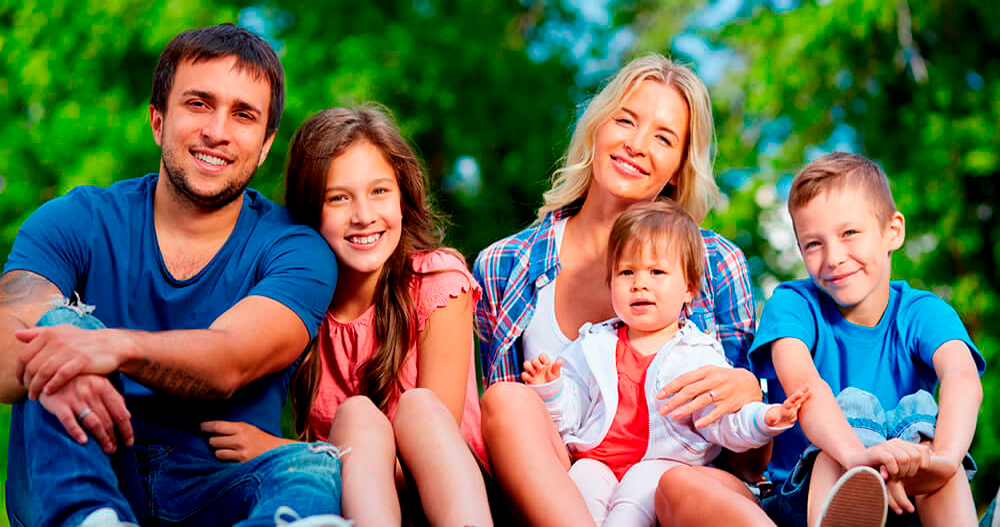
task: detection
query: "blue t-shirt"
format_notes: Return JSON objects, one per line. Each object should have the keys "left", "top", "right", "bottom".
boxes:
{"left": 748, "top": 279, "right": 985, "bottom": 484}
{"left": 3, "top": 173, "right": 337, "bottom": 451}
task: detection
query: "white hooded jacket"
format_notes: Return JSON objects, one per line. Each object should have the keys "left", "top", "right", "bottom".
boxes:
{"left": 530, "top": 319, "right": 788, "bottom": 466}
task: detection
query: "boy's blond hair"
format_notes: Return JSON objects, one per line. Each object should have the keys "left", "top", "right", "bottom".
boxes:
{"left": 607, "top": 200, "right": 705, "bottom": 289}
{"left": 788, "top": 152, "right": 897, "bottom": 227}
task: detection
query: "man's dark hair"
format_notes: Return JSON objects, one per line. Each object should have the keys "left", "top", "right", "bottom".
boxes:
{"left": 151, "top": 24, "right": 285, "bottom": 138}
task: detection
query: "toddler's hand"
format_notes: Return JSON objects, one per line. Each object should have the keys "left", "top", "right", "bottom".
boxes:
{"left": 520, "top": 354, "right": 563, "bottom": 385}
{"left": 764, "top": 384, "right": 810, "bottom": 428}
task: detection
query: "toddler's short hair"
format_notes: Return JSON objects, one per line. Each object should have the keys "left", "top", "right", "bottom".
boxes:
{"left": 788, "top": 152, "right": 897, "bottom": 226}
{"left": 607, "top": 200, "right": 705, "bottom": 290}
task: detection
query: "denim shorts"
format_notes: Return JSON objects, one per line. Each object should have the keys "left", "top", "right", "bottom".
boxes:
{"left": 761, "top": 387, "right": 977, "bottom": 527}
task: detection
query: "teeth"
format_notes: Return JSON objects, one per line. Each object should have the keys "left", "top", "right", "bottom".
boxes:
{"left": 194, "top": 152, "right": 227, "bottom": 166}
{"left": 349, "top": 233, "right": 382, "bottom": 244}
{"left": 614, "top": 156, "right": 644, "bottom": 175}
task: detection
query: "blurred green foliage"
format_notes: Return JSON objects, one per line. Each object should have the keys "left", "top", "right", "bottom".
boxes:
{"left": 639, "top": 0, "right": 999, "bottom": 510}
{"left": 1, "top": 0, "right": 997, "bottom": 521}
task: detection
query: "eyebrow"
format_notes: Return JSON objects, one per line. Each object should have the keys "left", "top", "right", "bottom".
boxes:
{"left": 326, "top": 177, "right": 397, "bottom": 192}
{"left": 181, "top": 89, "right": 263, "bottom": 117}
{"left": 620, "top": 107, "right": 680, "bottom": 142}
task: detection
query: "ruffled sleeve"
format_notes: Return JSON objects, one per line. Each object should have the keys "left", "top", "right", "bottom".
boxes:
{"left": 411, "top": 250, "right": 482, "bottom": 331}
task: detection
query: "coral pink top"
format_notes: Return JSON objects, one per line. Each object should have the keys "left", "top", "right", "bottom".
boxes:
{"left": 307, "top": 250, "right": 486, "bottom": 462}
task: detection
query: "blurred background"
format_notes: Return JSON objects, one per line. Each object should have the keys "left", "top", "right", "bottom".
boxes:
{"left": 1, "top": 0, "right": 997, "bottom": 522}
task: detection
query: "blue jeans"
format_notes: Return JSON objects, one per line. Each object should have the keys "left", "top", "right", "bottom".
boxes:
{"left": 6, "top": 305, "right": 344, "bottom": 526}
{"left": 761, "top": 387, "right": 977, "bottom": 527}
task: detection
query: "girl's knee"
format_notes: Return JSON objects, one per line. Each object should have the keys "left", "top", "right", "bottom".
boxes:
{"left": 393, "top": 388, "right": 451, "bottom": 427}
{"left": 330, "top": 396, "right": 391, "bottom": 438}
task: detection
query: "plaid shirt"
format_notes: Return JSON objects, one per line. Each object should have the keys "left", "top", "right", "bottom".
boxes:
{"left": 473, "top": 206, "right": 757, "bottom": 386}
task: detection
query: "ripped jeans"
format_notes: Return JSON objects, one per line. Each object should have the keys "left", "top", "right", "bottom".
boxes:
{"left": 6, "top": 305, "right": 344, "bottom": 527}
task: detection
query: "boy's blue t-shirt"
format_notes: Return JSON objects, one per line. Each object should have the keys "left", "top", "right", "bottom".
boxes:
{"left": 748, "top": 279, "right": 985, "bottom": 484}
{"left": 3, "top": 173, "right": 338, "bottom": 448}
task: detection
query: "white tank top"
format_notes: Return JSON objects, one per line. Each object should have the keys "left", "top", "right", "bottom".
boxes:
{"left": 521, "top": 218, "right": 574, "bottom": 361}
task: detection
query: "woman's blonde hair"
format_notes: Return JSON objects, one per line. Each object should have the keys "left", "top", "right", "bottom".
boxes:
{"left": 538, "top": 54, "right": 718, "bottom": 222}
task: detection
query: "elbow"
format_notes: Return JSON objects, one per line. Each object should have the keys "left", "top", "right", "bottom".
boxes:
{"left": 196, "top": 370, "right": 247, "bottom": 399}
{"left": 0, "top": 385, "right": 25, "bottom": 405}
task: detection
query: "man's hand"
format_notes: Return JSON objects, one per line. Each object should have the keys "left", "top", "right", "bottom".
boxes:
{"left": 520, "top": 354, "right": 563, "bottom": 385}
{"left": 39, "top": 374, "right": 133, "bottom": 454}
{"left": 16, "top": 325, "right": 133, "bottom": 399}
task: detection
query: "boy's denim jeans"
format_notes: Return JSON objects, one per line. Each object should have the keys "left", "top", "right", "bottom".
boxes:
{"left": 6, "top": 305, "right": 344, "bottom": 527}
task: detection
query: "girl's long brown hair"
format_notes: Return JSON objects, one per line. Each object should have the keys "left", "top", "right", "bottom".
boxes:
{"left": 284, "top": 105, "right": 447, "bottom": 440}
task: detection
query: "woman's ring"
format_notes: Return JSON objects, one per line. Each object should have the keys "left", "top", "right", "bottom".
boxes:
{"left": 77, "top": 408, "right": 93, "bottom": 421}
{"left": 708, "top": 391, "right": 716, "bottom": 403}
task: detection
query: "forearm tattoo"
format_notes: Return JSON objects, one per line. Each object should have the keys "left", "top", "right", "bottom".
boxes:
{"left": 131, "top": 358, "right": 222, "bottom": 398}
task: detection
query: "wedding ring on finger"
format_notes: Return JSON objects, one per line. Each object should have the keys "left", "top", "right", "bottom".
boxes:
{"left": 708, "top": 391, "right": 716, "bottom": 403}
{"left": 77, "top": 408, "right": 93, "bottom": 421}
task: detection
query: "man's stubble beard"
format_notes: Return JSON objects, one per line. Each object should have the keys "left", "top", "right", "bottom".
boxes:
{"left": 161, "top": 145, "right": 255, "bottom": 210}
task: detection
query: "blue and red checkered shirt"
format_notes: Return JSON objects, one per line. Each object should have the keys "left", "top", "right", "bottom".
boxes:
{"left": 473, "top": 206, "right": 757, "bottom": 386}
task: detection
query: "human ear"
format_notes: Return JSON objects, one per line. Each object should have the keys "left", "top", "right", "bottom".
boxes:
{"left": 886, "top": 211, "right": 906, "bottom": 252}
{"left": 684, "top": 282, "right": 696, "bottom": 303}
{"left": 258, "top": 130, "right": 277, "bottom": 167}
{"left": 149, "top": 104, "right": 163, "bottom": 147}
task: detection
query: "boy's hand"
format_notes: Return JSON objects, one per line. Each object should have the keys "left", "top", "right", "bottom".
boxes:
{"left": 850, "top": 438, "right": 931, "bottom": 480}
{"left": 885, "top": 478, "right": 915, "bottom": 515}
{"left": 894, "top": 452, "right": 959, "bottom": 497}
{"left": 520, "top": 354, "right": 563, "bottom": 385}
{"left": 764, "top": 384, "right": 810, "bottom": 428}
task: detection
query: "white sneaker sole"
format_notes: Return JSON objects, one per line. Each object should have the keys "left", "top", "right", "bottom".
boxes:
{"left": 817, "top": 466, "right": 887, "bottom": 527}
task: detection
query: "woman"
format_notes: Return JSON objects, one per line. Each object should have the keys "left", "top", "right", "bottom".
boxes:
{"left": 474, "top": 54, "right": 764, "bottom": 526}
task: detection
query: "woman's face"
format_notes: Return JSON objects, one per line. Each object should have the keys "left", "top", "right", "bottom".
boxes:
{"left": 319, "top": 141, "right": 403, "bottom": 279}
{"left": 590, "top": 80, "right": 690, "bottom": 205}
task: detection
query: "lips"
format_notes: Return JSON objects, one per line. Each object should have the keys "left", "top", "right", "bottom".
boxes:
{"left": 825, "top": 269, "right": 859, "bottom": 287}
{"left": 191, "top": 149, "right": 233, "bottom": 170}
{"left": 347, "top": 232, "right": 384, "bottom": 246}
{"left": 610, "top": 154, "right": 649, "bottom": 176}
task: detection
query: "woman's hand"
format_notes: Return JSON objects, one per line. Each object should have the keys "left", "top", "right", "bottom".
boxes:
{"left": 520, "top": 354, "right": 563, "bottom": 385}
{"left": 656, "top": 365, "right": 761, "bottom": 428}
{"left": 201, "top": 420, "right": 294, "bottom": 462}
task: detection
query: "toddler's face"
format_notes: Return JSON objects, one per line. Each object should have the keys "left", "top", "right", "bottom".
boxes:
{"left": 791, "top": 187, "right": 904, "bottom": 326}
{"left": 610, "top": 245, "right": 693, "bottom": 336}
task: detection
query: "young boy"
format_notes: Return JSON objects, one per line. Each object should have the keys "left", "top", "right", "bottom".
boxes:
{"left": 750, "top": 152, "right": 985, "bottom": 527}
{"left": 522, "top": 200, "right": 810, "bottom": 526}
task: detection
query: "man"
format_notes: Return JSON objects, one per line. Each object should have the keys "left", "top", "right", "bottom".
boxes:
{"left": 1, "top": 24, "right": 345, "bottom": 526}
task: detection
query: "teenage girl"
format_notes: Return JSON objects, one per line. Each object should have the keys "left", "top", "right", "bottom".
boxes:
{"left": 201, "top": 105, "right": 492, "bottom": 526}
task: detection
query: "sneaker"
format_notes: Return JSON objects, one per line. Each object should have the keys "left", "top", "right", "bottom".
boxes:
{"left": 273, "top": 505, "right": 353, "bottom": 527}
{"left": 77, "top": 508, "right": 139, "bottom": 527}
{"left": 816, "top": 466, "right": 887, "bottom": 527}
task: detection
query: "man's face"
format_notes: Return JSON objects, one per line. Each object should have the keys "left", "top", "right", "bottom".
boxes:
{"left": 150, "top": 56, "right": 275, "bottom": 209}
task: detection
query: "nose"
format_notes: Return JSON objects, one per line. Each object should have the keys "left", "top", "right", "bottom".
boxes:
{"left": 825, "top": 241, "right": 847, "bottom": 268}
{"left": 630, "top": 273, "right": 649, "bottom": 291}
{"left": 623, "top": 130, "right": 647, "bottom": 157}
{"left": 351, "top": 196, "right": 376, "bottom": 226}
{"left": 201, "top": 110, "right": 231, "bottom": 145}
